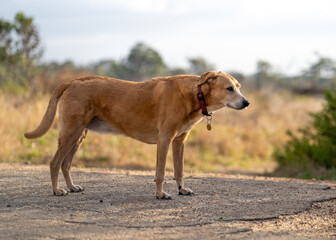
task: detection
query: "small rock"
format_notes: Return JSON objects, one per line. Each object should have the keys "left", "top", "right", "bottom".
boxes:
{"left": 322, "top": 186, "right": 331, "bottom": 190}
{"left": 99, "top": 199, "right": 103, "bottom": 203}
{"left": 7, "top": 204, "right": 11, "bottom": 207}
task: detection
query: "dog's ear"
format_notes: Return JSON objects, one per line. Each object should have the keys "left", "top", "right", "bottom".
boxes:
{"left": 198, "top": 71, "right": 217, "bottom": 85}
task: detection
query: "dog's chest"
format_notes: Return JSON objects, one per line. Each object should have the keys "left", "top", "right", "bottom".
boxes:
{"left": 177, "top": 116, "right": 203, "bottom": 136}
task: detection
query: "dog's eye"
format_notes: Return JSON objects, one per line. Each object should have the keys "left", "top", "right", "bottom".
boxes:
{"left": 227, "top": 86, "right": 234, "bottom": 92}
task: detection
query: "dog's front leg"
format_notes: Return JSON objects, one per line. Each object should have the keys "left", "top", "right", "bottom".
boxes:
{"left": 155, "top": 135, "right": 173, "bottom": 200}
{"left": 172, "top": 132, "right": 194, "bottom": 195}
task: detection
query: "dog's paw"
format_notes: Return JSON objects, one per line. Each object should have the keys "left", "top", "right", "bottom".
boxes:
{"left": 53, "top": 188, "right": 68, "bottom": 196}
{"left": 178, "top": 187, "right": 194, "bottom": 196}
{"left": 156, "top": 191, "right": 172, "bottom": 200}
{"left": 70, "top": 185, "right": 84, "bottom": 193}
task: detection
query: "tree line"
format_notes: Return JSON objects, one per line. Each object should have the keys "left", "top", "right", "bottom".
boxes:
{"left": 1, "top": 12, "right": 336, "bottom": 94}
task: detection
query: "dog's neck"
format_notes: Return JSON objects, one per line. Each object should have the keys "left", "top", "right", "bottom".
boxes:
{"left": 176, "top": 79, "right": 213, "bottom": 120}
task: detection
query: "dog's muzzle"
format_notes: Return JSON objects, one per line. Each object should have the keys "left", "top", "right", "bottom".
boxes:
{"left": 226, "top": 98, "right": 250, "bottom": 110}
{"left": 235, "top": 98, "right": 250, "bottom": 110}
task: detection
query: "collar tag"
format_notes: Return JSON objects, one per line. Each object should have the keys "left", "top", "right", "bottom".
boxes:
{"left": 206, "top": 115, "right": 212, "bottom": 131}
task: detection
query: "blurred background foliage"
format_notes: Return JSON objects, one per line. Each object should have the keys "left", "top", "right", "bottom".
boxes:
{"left": 0, "top": 12, "right": 43, "bottom": 91}
{"left": 1, "top": 13, "right": 336, "bottom": 179}
{"left": 273, "top": 89, "right": 336, "bottom": 179}
{"left": 2, "top": 13, "right": 336, "bottom": 95}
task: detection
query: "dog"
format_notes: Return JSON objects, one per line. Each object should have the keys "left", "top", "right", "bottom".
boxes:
{"left": 24, "top": 71, "right": 249, "bottom": 199}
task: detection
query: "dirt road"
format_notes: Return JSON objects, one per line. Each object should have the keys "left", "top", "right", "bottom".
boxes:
{"left": 0, "top": 163, "right": 336, "bottom": 239}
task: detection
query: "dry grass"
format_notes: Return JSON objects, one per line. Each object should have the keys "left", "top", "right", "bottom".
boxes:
{"left": 0, "top": 89, "right": 323, "bottom": 174}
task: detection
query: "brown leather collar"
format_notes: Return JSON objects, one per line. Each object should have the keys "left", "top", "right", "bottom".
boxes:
{"left": 197, "top": 85, "right": 212, "bottom": 117}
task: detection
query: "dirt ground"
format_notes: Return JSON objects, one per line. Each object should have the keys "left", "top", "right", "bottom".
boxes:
{"left": 0, "top": 163, "right": 336, "bottom": 239}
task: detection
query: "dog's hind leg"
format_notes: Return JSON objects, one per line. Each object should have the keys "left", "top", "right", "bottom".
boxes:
{"left": 50, "top": 127, "right": 86, "bottom": 196}
{"left": 61, "top": 129, "right": 88, "bottom": 193}
{"left": 172, "top": 132, "right": 194, "bottom": 195}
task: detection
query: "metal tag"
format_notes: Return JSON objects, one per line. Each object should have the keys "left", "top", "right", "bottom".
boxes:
{"left": 206, "top": 115, "right": 212, "bottom": 131}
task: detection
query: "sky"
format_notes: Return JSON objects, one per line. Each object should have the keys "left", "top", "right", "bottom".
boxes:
{"left": 1, "top": 0, "right": 336, "bottom": 75}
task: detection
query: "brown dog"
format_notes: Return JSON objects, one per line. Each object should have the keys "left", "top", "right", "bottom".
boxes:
{"left": 24, "top": 71, "right": 249, "bottom": 199}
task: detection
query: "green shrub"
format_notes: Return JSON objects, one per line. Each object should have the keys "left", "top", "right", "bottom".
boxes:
{"left": 273, "top": 89, "right": 336, "bottom": 179}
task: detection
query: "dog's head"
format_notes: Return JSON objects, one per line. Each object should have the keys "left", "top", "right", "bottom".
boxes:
{"left": 198, "top": 71, "right": 250, "bottom": 110}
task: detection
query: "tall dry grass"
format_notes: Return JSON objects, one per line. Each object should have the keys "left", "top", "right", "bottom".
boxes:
{"left": 0, "top": 89, "right": 322, "bottom": 174}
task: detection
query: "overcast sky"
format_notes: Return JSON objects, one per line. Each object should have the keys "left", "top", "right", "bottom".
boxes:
{"left": 1, "top": 0, "right": 336, "bottom": 75}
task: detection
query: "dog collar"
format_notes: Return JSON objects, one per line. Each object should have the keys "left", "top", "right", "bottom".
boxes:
{"left": 197, "top": 85, "right": 211, "bottom": 116}
{"left": 197, "top": 85, "right": 212, "bottom": 131}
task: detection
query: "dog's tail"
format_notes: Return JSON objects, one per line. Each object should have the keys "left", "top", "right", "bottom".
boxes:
{"left": 24, "top": 81, "right": 71, "bottom": 139}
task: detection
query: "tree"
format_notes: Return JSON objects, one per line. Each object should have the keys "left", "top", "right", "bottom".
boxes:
{"left": 125, "top": 42, "right": 166, "bottom": 81}
{"left": 14, "top": 13, "right": 43, "bottom": 61}
{"left": 188, "top": 57, "right": 214, "bottom": 75}
{"left": 303, "top": 53, "right": 336, "bottom": 89}
{"left": 90, "top": 43, "right": 166, "bottom": 81}
{"left": 167, "top": 67, "right": 188, "bottom": 76}
{"left": 92, "top": 60, "right": 114, "bottom": 76}
{"left": 255, "top": 60, "right": 272, "bottom": 89}
{"left": 228, "top": 71, "right": 245, "bottom": 83}
{"left": 92, "top": 60, "right": 129, "bottom": 79}
{"left": 0, "top": 12, "right": 43, "bottom": 87}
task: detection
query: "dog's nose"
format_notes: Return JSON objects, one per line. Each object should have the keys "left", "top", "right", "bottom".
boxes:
{"left": 242, "top": 99, "right": 250, "bottom": 108}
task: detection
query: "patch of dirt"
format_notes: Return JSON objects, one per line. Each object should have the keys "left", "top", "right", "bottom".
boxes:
{"left": 0, "top": 163, "right": 335, "bottom": 239}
